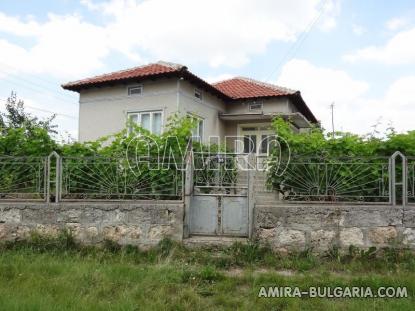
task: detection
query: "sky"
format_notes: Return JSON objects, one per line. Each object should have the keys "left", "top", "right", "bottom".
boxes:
{"left": 0, "top": 0, "right": 415, "bottom": 140}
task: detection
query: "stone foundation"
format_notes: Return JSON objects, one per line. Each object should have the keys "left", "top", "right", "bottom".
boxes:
{"left": 254, "top": 204, "right": 415, "bottom": 252}
{"left": 2, "top": 201, "right": 415, "bottom": 253}
{"left": 0, "top": 202, "right": 183, "bottom": 247}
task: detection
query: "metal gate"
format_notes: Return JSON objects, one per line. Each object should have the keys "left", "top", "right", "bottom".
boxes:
{"left": 189, "top": 153, "right": 249, "bottom": 237}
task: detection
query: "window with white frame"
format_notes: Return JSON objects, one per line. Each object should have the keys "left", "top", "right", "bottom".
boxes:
{"left": 127, "top": 85, "right": 143, "bottom": 96}
{"left": 187, "top": 114, "right": 204, "bottom": 142}
{"left": 249, "top": 101, "right": 263, "bottom": 111}
{"left": 194, "top": 88, "right": 203, "bottom": 100}
{"left": 128, "top": 111, "right": 163, "bottom": 135}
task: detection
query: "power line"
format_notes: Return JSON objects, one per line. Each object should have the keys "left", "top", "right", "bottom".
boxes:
{"left": 0, "top": 61, "right": 76, "bottom": 101}
{"left": 0, "top": 98, "right": 77, "bottom": 120}
{"left": 330, "top": 102, "right": 335, "bottom": 138}
{"left": 264, "top": 0, "right": 330, "bottom": 82}
{"left": 0, "top": 73, "right": 78, "bottom": 106}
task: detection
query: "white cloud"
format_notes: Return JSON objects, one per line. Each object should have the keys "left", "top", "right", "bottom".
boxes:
{"left": 318, "top": 0, "right": 341, "bottom": 32}
{"left": 0, "top": 12, "right": 41, "bottom": 36}
{"left": 352, "top": 24, "right": 365, "bottom": 36}
{"left": 277, "top": 59, "right": 415, "bottom": 135}
{"left": 344, "top": 27, "right": 415, "bottom": 64}
{"left": 0, "top": 14, "right": 110, "bottom": 79}
{"left": 97, "top": 0, "right": 340, "bottom": 68}
{"left": 0, "top": 0, "right": 340, "bottom": 81}
{"left": 386, "top": 17, "right": 408, "bottom": 31}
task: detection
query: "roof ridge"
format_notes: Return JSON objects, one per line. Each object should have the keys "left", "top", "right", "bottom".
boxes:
{"left": 211, "top": 77, "right": 238, "bottom": 85}
{"left": 64, "top": 61, "right": 184, "bottom": 86}
{"left": 156, "top": 60, "right": 185, "bottom": 70}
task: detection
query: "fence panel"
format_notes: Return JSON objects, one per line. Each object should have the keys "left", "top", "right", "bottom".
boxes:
{"left": 0, "top": 156, "right": 47, "bottom": 201}
{"left": 406, "top": 156, "right": 415, "bottom": 204}
{"left": 192, "top": 152, "right": 249, "bottom": 195}
{"left": 270, "top": 156, "right": 391, "bottom": 203}
{"left": 59, "top": 156, "right": 184, "bottom": 201}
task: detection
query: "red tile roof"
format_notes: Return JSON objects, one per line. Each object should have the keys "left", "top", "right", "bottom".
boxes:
{"left": 62, "top": 61, "right": 185, "bottom": 91}
{"left": 213, "top": 77, "right": 296, "bottom": 99}
{"left": 62, "top": 61, "right": 317, "bottom": 123}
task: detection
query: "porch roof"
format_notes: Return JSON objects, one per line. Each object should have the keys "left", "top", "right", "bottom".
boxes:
{"left": 218, "top": 112, "right": 312, "bottom": 128}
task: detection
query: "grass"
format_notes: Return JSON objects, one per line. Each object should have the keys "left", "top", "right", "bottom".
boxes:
{"left": 0, "top": 232, "right": 414, "bottom": 310}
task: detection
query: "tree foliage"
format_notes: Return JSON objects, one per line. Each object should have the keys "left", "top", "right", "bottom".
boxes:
{"left": 271, "top": 117, "right": 415, "bottom": 157}
{"left": 0, "top": 92, "right": 57, "bottom": 156}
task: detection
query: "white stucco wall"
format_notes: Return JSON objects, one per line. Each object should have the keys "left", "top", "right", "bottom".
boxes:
{"left": 225, "top": 97, "right": 291, "bottom": 114}
{"left": 177, "top": 80, "right": 226, "bottom": 143}
{"left": 78, "top": 78, "right": 179, "bottom": 142}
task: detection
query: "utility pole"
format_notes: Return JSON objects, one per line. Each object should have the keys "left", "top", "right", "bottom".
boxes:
{"left": 330, "top": 102, "right": 335, "bottom": 138}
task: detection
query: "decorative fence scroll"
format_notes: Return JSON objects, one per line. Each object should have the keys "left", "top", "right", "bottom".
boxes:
{"left": 0, "top": 156, "right": 47, "bottom": 201}
{"left": 271, "top": 156, "right": 391, "bottom": 204}
{"left": 59, "top": 156, "right": 184, "bottom": 201}
{"left": 1, "top": 151, "right": 415, "bottom": 204}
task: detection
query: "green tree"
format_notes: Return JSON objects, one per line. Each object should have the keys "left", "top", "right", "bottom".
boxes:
{"left": 0, "top": 92, "right": 57, "bottom": 155}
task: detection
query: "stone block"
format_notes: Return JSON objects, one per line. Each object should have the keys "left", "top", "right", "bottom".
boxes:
{"left": 35, "top": 224, "right": 60, "bottom": 237}
{"left": 310, "top": 229, "right": 336, "bottom": 250}
{"left": 284, "top": 205, "right": 341, "bottom": 230}
{"left": 403, "top": 228, "right": 415, "bottom": 247}
{"left": 56, "top": 209, "right": 82, "bottom": 223}
{"left": 340, "top": 228, "right": 364, "bottom": 247}
{"left": 403, "top": 207, "right": 415, "bottom": 228}
{"left": 21, "top": 209, "right": 57, "bottom": 224}
{"left": 275, "top": 229, "right": 306, "bottom": 248}
{"left": 148, "top": 225, "right": 172, "bottom": 240}
{"left": 339, "top": 206, "right": 402, "bottom": 227}
{"left": 103, "top": 225, "right": 142, "bottom": 242}
{"left": 257, "top": 227, "right": 278, "bottom": 241}
{"left": 0, "top": 209, "right": 21, "bottom": 223}
{"left": 367, "top": 227, "right": 397, "bottom": 245}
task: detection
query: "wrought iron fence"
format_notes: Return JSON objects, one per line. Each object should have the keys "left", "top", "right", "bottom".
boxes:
{"left": 406, "top": 156, "right": 415, "bottom": 204}
{"left": 59, "top": 156, "right": 184, "bottom": 201}
{"left": 271, "top": 156, "right": 391, "bottom": 203}
{"left": 0, "top": 156, "right": 47, "bottom": 201}
{"left": 2, "top": 151, "right": 415, "bottom": 204}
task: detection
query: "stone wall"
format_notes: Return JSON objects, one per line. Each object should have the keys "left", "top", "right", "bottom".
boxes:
{"left": 3, "top": 201, "right": 415, "bottom": 253}
{"left": 0, "top": 201, "right": 183, "bottom": 247}
{"left": 255, "top": 204, "right": 415, "bottom": 252}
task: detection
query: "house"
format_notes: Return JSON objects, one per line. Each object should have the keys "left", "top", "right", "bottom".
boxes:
{"left": 62, "top": 61, "right": 317, "bottom": 154}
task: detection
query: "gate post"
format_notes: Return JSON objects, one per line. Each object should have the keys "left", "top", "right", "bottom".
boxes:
{"left": 47, "top": 151, "right": 61, "bottom": 203}
{"left": 389, "top": 151, "right": 407, "bottom": 206}
{"left": 183, "top": 150, "right": 193, "bottom": 238}
{"left": 248, "top": 153, "right": 255, "bottom": 239}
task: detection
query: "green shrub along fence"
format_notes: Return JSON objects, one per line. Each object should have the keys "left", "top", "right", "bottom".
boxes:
{"left": 0, "top": 156, "right": 47, "bottom": 201}
{"left": 268, "top": 151, "right": 409, "bottom": 205}
{"left": 0, "top": 151, "right": 413, "bottom": 204}
{"left": 0, "top": 152, "right": 185, "bottom": 202}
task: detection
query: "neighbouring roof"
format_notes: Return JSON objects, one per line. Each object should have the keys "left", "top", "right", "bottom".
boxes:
{"left": 212, "top": 77, "right": 296, "bottom": 99}
{"left": 213, "top": 77, "right": 318, "bottom": 123}
{"left": 62, "top": 61, "right": 317, "bottom": 123}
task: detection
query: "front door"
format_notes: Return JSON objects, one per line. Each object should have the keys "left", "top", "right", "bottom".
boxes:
{"left": 239, "top": 123, "right": 274, "bottom": 170}
{"left": 239, "top": 124, "right": 274, "bottom": 155}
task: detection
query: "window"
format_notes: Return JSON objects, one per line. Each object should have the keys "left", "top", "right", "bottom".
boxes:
{"left": 188, "top": 114, "right": 204, "bottom": 142}
{"left": 249, "top": 102, "right": 263, "bottom": 111}
{"left": 243, "top": 135, "right": 256, "bottom": 153}
{"left": 128, "top": 111, "right": 163, "bottom": 134}
{"left": 194, "top": 88, "right": 203, "bottom": 100}
{"left": 127, "top": 85, "right": 143, "bottom": 96}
